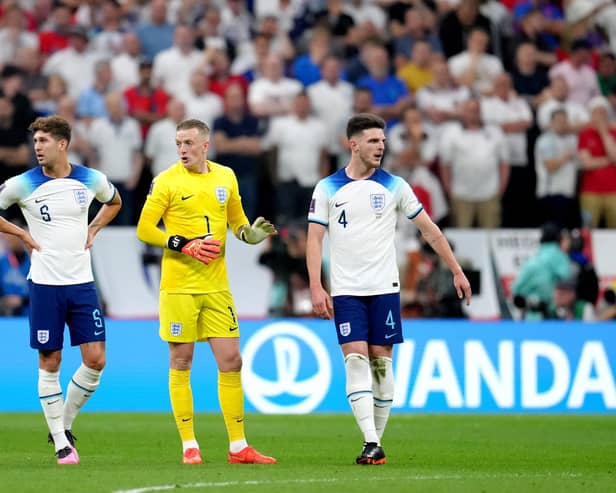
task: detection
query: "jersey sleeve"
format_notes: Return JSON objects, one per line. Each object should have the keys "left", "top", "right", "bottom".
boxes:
{"left": 0, "top": 176, "right": 25, "bottom": 210}
{"left": 90, "top": 169, "right": 116, "bottom": 203}
{"left": 307, "top": 180, "right": 329, "bottom": 226}
{"left": 396, "top": 177, "right": 423, "bottom": 219}
{"left": 226, "top": 168, "right": 249, "bottom": 234}
{"left": 136, "top": 176, "right": 171, "bottom": 248}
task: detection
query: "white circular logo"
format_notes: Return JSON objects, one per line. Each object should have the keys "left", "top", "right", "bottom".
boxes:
{"left": 242, "top": 321, "right": 332, "bottom": 414}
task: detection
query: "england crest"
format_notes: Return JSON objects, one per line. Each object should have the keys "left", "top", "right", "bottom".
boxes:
{"left": 370, "top": 193, "right": 385, "bottom": 213}
{"left": 215, "top": 187, "right": 227, "bottom": 203}
{"left": 74, "top": 189, "right": 88, "bottom": 207}
{"left": 170, "top": 322, "right": 182, "bottom": 337}
{"left": 37, "top": 330, "right": 49, "bottom": 344}
{"left": 339, "top": 322, "right": 351, "bottom": 337}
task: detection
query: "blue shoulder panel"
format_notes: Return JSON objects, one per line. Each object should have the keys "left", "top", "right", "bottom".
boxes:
{"left": 68, "top": 164, "right": 100, "bottom": 189}
{"left": 321, "top": 168, "right": 353, "bottom": 197}
{"left": 368, "top": 168, "right": 398, "bottom": 192}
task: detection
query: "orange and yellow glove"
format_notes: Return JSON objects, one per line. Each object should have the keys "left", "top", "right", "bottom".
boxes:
{"left": 167, "top": 235, "right": 221, "bottom": 264}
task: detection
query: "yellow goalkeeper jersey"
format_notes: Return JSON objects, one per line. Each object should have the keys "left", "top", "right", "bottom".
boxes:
{"left": 137, "top": 160, "right": 249, "bottom": 294}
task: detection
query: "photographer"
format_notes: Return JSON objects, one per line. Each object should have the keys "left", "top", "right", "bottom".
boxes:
{"left": 546, "top": 278, "right": 595, "bottom": 321}
{"left": 512, "top": 222, "right": 571, "bottom": 320}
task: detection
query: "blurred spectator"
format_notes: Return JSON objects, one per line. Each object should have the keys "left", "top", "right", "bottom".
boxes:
{"left": 0, "top": 5, "right": 39, "bottom": 67}
{"left": 37, "top": 1, "right": 72, "bottom": 56}
{"left": 534, "top": 108, "right": 581, "bottom": 229}
{"left": 194, "top": 5, "right": 230, "bottom": 56}
{"left": 254, "top": 13, "right": 295, "bottom": 61}
{"left": 549, "top": 38, "right": 600, "bottom": 106}
{"left": 387, "top": 106, "right": 448, "bottom": 226}
{"left": 254, "top": 0, "right": 304, "bottom": 34}
{"left": 258, "top": 222, "right": 315, "bottom": 317}
{"left": 346, "top": 0, "right": 387, "bottom": 43}
{"left": 207, "top": 48, "right": 249, "bottom": 99}
{"left": 510, "top": 42, "right": 550, "bottom": 109}
{"left": 596, "top": 280, "right": 616, "bottom": 320}
{"left": 145, "top": 98, "right": 186, "bottom": 177}
{"left": 31, "top": 73, "right": 67, "bottom": 117}
{"left": 356, "top": 42, "right": 412, "bottom": 124}
{"left": 577, "top": 96, "right": 616, "bottom": 228}
{"left": 307, "top": 54, "right": 353, "bottom": 171}
{"left": 416, "top": 58, "right": 470, "bottom": 134}
{"left": 135, "top": 0, "right": 174, "bottom": 61}
{"left": 110, "top": 32, "right": 141, "bottom": 92}
{"left": 247, "top": 53, "right": 302, "bottom": 118}
{"left": 262, "top": 91, "right": 329, "bottom": 224}
{"left": 439, "top": 98, "right": 509, "bottom": 228}
{"left": 511, "top": 4, "right": 558, "bottom": 68}
{"left": 213, "top": 83, "right": 264, "bottom": 221}
{"left": 438, "top": 0, "right": 494, "bottom": 59}
{"left": 220, "top": 0, "right": 252, "bottom": 52}
{"left": 0, "top": 226, "right": 30, "bottom": 316}
{"left": 334, "top": 86, "right": 374, "bottom": 167}
{"left": 536, "top": 76, "right": 589, "bottom": 131}
{"left": 448, "top": 27, "right": 504, "bottom": 95}
{"left": 14, "top": 46, "right": 47, "bottom": 108}
{"left": 597, "top": 51, "right": 616, "bottom": 96}
{"left": 88, "top": 92, "right": 143, "bottom": 225}
{"left": 42, "top": 25, "right": 102, "bottom": 99}
{"left": 90, "top": 0, "right": 125, "bottom": 57}
{"left": 481, "top": 72, "right": 534, "bottom": 227}
{"left": 0, "top": 65, "right": 36, "bottom": 131}
{"left": 124, "top": 59, "right": 169, "bottom": 140}
{"left": 313, "top": 0, "right": 356, "bottom": 57}
{"left": 0, "top": 97, "right": 31, "bottom": 187}
{"left": 180, "top": 69, "right": 223, "bottom": 126}
{"left": 231, "top": 31, "right": 272, "bottom": 81}
{"left": 512, "top": 222, "right": 571, "bottom": 319}
{"left": 152, "top": 24, "right": 205, "bottom": 98}
{"left": 55, "top": 95, "right": 93, "bottom": 166}
{"left": 291, "top": 27, "right": 331, "bottom": 87}
{"left": 76, "top": 59, "right": 115, "bottom": 121}
{"left": 396, "top": 40, "right": 435, "bottom": 93}
{"left": 393, "top": 7, "right": 442, "bottom": 64}
{"left": 546, "top": 278, "right": 595, "bottom": 321}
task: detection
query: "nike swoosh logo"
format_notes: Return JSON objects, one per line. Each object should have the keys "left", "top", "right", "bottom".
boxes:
{"left": 94, "top": 330, "right": 105, "bottom": 336}
{"left": 35, "top": 198, "right": 46, "bottom": 203}
{"left": 182, "top": 418, "right": 192, "bottom": 422}
{"left": 334, "top": 201, "right": 348, "bottom": 207}
{"left": 236, "top": 418, "right": 244, "bottom": 423}
{"left": 350, "top": 397, "right": 362, "bottom": 403}
{"left": 229, "top": 327, "right": 238, "bottom": 332}
{"left": 181, "top": 194, "right": 194, "bottom": 200}
{"left": 385, "top": 333, "right": 398, "bottom": 339}
{"left": 47, "top": 399, "right": 60, "bottom": 405}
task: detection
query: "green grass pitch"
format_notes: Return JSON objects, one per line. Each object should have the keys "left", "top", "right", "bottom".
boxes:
{"left": 1, "top": 413, "right": 614, "bottom": 493}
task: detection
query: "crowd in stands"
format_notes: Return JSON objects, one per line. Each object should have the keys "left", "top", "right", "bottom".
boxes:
{"left": 0, "top": 0, "right": 615, "bottom": 318}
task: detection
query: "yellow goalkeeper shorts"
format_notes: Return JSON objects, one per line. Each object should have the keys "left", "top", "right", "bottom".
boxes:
{"left": 159, "top": 290, "right": 240, "bottom": 342}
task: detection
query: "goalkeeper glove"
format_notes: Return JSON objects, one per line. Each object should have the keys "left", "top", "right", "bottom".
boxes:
{"left": 167, "top": 235, "right": 221, "bottom": 264}
{"left": 240, "top": 217, "right": 277, "bottom": 244}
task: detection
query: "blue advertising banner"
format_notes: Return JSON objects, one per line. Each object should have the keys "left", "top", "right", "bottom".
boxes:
{"left": 0, "top": 319, "right": 614, "bottom": 413}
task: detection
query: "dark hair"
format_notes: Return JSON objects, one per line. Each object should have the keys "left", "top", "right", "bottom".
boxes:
{"left": 176, "top": 119, "right": 210, "bottom": 136}
{"left": 540, "top": 222, "right": 562, "bottom": 244}
{"left": 29, "top": 116, "right": 71, "bottom": 144}
{"left": 550, "top": 108, "right": 567, "bottom": 121}
{"left": 346, "top": 113, "right": 385, "bottom": 139}
{"left": 571, "top": 38, "right": 592, "bottom": 52}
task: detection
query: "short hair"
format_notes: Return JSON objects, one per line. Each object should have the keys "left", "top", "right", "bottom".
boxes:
{"left": 29, "top": 116, "right": 71, "bottom": 144}
{"left": 176, "top": 119, "right": 210, "bottom": 136}
{"left": 346, "top": 113, "right": 385, "bottom": 139}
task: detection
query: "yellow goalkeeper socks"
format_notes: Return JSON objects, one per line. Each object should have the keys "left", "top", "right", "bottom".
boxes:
{"left": 169, "top": 369, "right": 195, "bottom": 443}
{"left": 218, "top": 370, "right": 247, "bottom": 449}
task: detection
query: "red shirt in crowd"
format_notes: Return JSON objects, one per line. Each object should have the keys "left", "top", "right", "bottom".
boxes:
{"left": 578, "top": 127, "right": 616, "bottom": 194}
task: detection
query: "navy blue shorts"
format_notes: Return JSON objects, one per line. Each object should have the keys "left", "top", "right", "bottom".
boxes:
{"left": 332, "top": 293, "right": 403, "bottom": 346}
{"left": 29, "top": 281, "right": 106, "bottom": 350}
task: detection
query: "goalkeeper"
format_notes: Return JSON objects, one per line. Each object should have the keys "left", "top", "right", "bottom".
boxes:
{"left": 136, "top": 119, "right": 277, "bottom": 465}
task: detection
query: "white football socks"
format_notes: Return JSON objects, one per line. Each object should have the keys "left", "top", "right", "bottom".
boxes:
{"left": 38, "top": 369, "right": 69, "bottom": 452}
{"left": 345, "top": 353, "right": 379, "bottom": 445}
{"left": 371, "top": 356, "right": 394, "bottom": 441}
{"left": 64, "top": 364, "right": 102, "bottom": 431}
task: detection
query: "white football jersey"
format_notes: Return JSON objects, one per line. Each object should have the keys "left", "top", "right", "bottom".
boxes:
{"left": 308, "top": 168, "right": 422, "bottom": 296}
{"left": 0, "top": 165, "right": 116, "bottom": 285}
